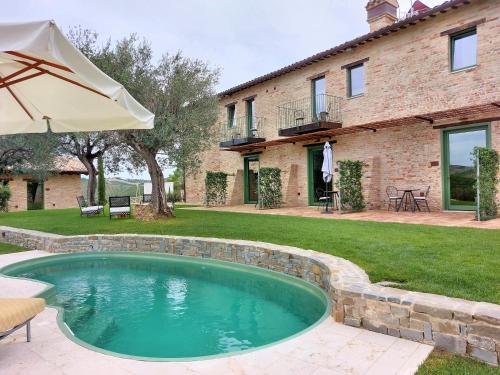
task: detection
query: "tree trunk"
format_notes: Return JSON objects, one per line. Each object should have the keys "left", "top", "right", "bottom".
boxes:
{"left": 142, "top": 151, "right": 168, "bottom": 214}
{"left": 81, "top": 158, "right": 97, "bottom": 206}
{"left": 182, "top": 168, "right": 186, "bottom": 203}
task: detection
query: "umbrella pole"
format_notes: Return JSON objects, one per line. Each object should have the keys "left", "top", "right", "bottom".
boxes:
{"left": 321, "top": 179, "right": 333, "bottom": 214}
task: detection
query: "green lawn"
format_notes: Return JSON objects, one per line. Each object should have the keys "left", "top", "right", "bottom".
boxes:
{"left": 0, "top": 242, "right": 28, "bottom": 255}
{"left": 0, "top": 207, "right": 499, "bottom": 304}
{"left": 416, "top": 351, "right": 500, "bottom": 375}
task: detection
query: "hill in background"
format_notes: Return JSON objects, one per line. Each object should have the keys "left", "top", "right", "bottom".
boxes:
{"left": 81, "top": 177, "right": 147, "bottom": 199}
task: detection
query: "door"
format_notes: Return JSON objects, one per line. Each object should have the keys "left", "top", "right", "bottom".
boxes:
{"left": 246, "top": 98, "right": 256, "bottom": 137}
{"left": 443, "top": 124, "right": 489, "bottom": 210}
{"left": 244, "top": 156, "right": 259, "bottom": 204}
{"left": 308, "top": 146, "right": 333, "bottom": 206}
{"left": 27, "top": 180, "right": 44, "bottom": 210}
{"left": 311, "top": 76, "right": 326, "bottom": 121}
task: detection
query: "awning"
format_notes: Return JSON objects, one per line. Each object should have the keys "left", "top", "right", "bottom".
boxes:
{"left": 222, "top": 102, "right": 500, "bottom": 152}
{"left": 0, "top": 20, "right": 154, "bottom": 135}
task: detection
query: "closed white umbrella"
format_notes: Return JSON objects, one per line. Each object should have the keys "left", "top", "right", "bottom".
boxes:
{"left": 321, "top": 142, "right": 333, "bottom": 183}
{"left": 0, "top": 20, "right": 154, "bottom": 135}
{"left": 320, "top": 142, "right": 334, "bottom": 213}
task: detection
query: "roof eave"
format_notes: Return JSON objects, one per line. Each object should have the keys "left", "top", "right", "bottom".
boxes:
{"left": 218, "top": 0, "right": 472, "bottom": 98}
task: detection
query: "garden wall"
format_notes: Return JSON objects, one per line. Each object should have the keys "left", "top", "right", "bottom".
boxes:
{"left": 1, "top": 226, "right": 498, "bottom": 366}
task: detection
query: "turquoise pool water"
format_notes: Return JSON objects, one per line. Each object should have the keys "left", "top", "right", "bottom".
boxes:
{"left": 3, "top": 252, "right": 328, "bottom": 360}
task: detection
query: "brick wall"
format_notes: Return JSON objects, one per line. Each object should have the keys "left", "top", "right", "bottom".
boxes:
{"left": 44, "top": 175, "right": 82, "bottom": 210}
{"left": 186, "top": 0, "right": 500, "bottom": 208}
{"left": 6, "top": 174, "right": 81, "bottom": 211}
{"left": 7, "top": 177, "right": 27, "bottom": 212}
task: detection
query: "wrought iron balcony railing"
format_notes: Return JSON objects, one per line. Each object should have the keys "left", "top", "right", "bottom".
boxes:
{"left": 219, "top": 116, "right": 266, "bottom": 148}
{"left": 277, "top": 94, "right": 342, "bottom": 136}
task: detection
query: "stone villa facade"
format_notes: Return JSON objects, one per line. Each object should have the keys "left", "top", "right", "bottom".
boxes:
{"left": 186, "top": 0, "right": 500, "bottom": 211}
{"left": 2, "top": 156, "right": 86, "bottom": 211}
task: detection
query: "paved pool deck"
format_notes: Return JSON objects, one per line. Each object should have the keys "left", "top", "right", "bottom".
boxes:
{"left": 0, "top": 251, "right": 433, "bottom": 375}
{"left": 187, "top": 206, "right": 500, "bottom": 229}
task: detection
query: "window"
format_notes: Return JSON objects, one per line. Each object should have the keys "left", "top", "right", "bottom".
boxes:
{"left": 312, "top": 76, "right": 326, "bottom": 119}
{"left": 451, "top": 28, "right": 477, "bottom": 71}
{"left": 348, "top": 64, "right": 364, "bottom": 97}
{"left": 227, "top": 104, "right": 236, "bottom": 128}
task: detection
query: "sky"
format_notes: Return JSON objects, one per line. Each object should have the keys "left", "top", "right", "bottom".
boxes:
{"left": 4, "top": 0, "right": 445, "bottom": 179}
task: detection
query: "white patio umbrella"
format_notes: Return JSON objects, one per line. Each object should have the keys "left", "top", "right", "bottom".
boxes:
{"left": 0, "top": 20, "right": 154, "bottom": 135}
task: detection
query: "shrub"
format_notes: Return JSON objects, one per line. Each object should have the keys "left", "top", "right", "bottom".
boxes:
{"left": 0, "top": 184, "right": 11, "bottom": 212}
{"left": 205, "top": 171, "right": 227, "bottom": 206}
{"left": 337, "top": 160, "right": 365, "bottom": 212}
{"left": 259, "top": 168, "right": 282, "bottom": 209}
{"left": 472, "top": 147, "right": 499, "bottom": 221}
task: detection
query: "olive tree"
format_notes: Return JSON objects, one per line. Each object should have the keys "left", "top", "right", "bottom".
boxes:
{"left": 105, "top": 37, "right": 219, "bottom": 214}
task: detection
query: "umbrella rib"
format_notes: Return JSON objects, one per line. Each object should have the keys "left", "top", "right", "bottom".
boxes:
{"left": 5, "top": 51, "right": 73, "bottom": 73}
{"left": 15, "top": 60, "right": 110, "bottom": 99}
{"left": 0, "top": 71, "right": 45, "bottom": 90}
{"left": 0, "top": 61, "right": 44, "bottom": 84}
{"left": 0, "top": 73, "right": 34, "bottom": 120}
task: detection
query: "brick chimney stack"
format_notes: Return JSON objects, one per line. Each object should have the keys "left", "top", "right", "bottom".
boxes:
{"left": 366, "top": 0, "right": 399, "bottom": 32}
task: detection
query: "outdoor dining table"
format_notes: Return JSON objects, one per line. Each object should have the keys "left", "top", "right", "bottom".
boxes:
{"left": 397, "top": 189, "right": 420, "bottom": 212}
{"left": 324, "top": 190, "right": 340, "bottom": 213}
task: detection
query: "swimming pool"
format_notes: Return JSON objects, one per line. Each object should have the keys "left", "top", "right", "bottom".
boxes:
{"left": 2, "top": 252, "right": 329, "bottom": 360}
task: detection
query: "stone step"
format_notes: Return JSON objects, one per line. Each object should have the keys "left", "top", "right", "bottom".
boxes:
{"left": 73, "top": 314, "right": 118, "bottom": 347}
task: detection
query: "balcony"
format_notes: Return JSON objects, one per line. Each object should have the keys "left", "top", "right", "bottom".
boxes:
{"left": 277, "top": 94, "right": 342, "bottom": 136}
{"left": 219, "top": 116, "right": 266, "bottom": 148}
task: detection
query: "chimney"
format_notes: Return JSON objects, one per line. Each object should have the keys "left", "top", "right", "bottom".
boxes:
{"left": 366, "top": 0, "right": 399, "bottom": 32}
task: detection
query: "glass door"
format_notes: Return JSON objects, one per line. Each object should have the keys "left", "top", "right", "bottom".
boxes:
{"left": 311, "top": 76, "right": 325, "bottom": 121}
{"left": 308, "top": 146, "right": 333, "bottom": 205}
{"left": 244, "top": 156, "right": 259, "bottom": 204}
{"left": 246, "top": 98, "right": 256, "bottom": 137}
{"left": 443, "top": 125, "right": 489, "bottom": 210}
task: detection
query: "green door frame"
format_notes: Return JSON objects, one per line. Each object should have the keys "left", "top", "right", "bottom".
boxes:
{"left": 307, "top": 145, "right": 328, "bottom": 206}
{"left": 441, "top": 122, "right": 491, "bottom": 211}
{"left": 245, "top": 99, "right": 254, "bottom": 137}
{"left": 243, "top": 155, "right": 259, "bottom": 204}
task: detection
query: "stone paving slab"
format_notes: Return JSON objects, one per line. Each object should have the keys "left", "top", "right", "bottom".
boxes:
{"left": 187, "top": 206, "right": 500, "bottom": 229}
{"left": 0, "top": 251, "right": 433, "bottom": 375}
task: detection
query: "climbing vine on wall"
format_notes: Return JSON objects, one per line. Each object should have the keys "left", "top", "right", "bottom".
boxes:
{"left": 472, "top": 147, "right": 499, "bottom": 221}
{"left": 259, "top": 168, "right": 282, "bottom": 209}
{"left": 0, "top": 184, "right": 11, "bottom": 212}
{"left": 205, "top": 171, "right": 228, "bottom": 206}
{"left": 337, "top": 160, "right": 366, "bottom": 212}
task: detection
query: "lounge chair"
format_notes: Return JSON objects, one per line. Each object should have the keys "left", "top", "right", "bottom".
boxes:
{"left": 0, "top": 298, "right": 45, "bottom": 342}
{"left": 77, "top": 196, "right": 104, "bottom": 217}
{"left": 109, "top": 196, "right": 131, "bottom": 219}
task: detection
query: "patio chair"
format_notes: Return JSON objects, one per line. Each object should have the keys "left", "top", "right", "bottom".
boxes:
{"left": 0, "top": 298, "right": 45, "bottom": 342}
{"left": 386, "top": 186, "right": 402, "bottom": 211}
{"left": 76, "top": 196, "right": 104, "bottom": 217}
{"left": 142, "top": 193, "right": 152, "bottom": 204}
{"left": 109, "top": 196, "right": 131, "bottom": 219}
{"left": 315, "top": 187, "right": 331, "bottom": 211}
{"left": 414, "top": 186, "right": 431, "bottom": 212}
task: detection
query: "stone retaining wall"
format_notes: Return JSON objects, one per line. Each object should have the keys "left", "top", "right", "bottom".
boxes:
{"left": 1, "top": 226, "right": 499, "bottom": 366}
